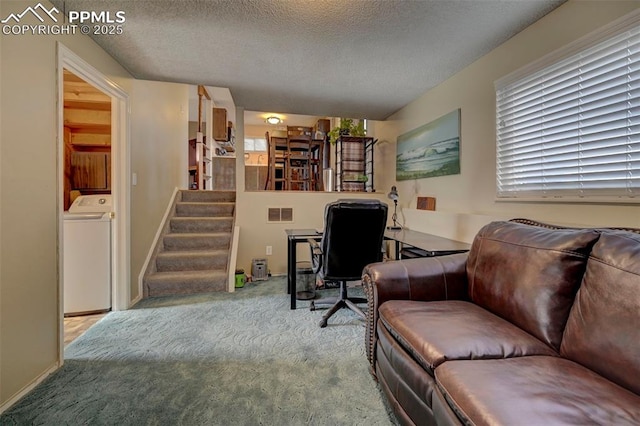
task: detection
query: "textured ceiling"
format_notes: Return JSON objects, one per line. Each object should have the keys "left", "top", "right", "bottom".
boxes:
{"left": 52, "top": 0, "right": 566, "bottom": 120}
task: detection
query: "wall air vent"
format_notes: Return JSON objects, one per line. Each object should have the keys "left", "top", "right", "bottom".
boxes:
{"left": 267, "top": 207, "right": 294, "bottom": 223}
{"left": 281, "top": 208, "right": 293, "bottom": 222}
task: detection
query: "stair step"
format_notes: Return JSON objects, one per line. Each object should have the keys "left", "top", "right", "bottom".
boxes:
{"left": 175, "top": 202, "right": 234, "bottom": 217}
{"left": 170, "top": 217, "right": 233, "bottom": 233}
{"left": 180, "top": 190, "right": 236, "bottom": 203}
{"left": 156, "top": 250, "right": 228, "bottom": 272}
{"left": 163, "top": 233, "right": 231, "bottom": 251}
{"left": 144, "top": 270, "right": 228, "bottom": 297}
{"left": 143, "top": 190, "right": 236, "bottom": 298}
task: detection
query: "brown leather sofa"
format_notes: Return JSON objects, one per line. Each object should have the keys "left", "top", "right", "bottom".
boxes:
{"left": 362, "top": 219, "right": 640, "bottom": 425}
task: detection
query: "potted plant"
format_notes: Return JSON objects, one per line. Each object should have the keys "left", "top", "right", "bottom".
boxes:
{"left": 328, "top": 118, "right": 366, "bottom": 143}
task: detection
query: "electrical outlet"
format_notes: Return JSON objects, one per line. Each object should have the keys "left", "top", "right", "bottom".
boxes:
{"left": 266, "top": 245, "right": 272, "bottom": 255}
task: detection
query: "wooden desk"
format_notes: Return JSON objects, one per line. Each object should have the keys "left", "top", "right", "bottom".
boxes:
{"left": 384, "top": 228, "right": 471, "bottom": 259}
{"left": 285, "top": 228, "right": 470, "bottom": 310}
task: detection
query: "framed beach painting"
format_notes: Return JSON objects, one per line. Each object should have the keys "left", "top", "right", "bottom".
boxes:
{"left": 396, "top": 109, "right": 461, "bottom": 180}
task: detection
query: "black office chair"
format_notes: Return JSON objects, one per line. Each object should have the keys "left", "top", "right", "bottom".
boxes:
{"left": 308, "top": 199, "right": 388, "bottom": 327}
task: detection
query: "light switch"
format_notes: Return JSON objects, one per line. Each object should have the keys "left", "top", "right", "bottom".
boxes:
{"left": 132, "top": 172, "right": 137, "bottom": 186}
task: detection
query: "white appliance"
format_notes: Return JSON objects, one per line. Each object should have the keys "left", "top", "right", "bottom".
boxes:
{"left": 252, "top": 258, "right": 268, "bottom": 281}
{"left": 64, "top": 195, "right": 113, "bottom": 316}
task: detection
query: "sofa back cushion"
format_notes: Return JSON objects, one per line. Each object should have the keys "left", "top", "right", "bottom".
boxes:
{"left": 560, "top": 230, "right": 640, "bottom": 395}
{"left": 467, "top": 221, "right": 600, "bottom": 350}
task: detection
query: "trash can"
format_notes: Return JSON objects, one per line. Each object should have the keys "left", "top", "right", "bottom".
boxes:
{"left": 235, "top": 269, "right": 246, "bottom": 288}
{"left": 296, "top": 261, "right": 316, "bottom": 300}
{"left": 323, "top": 168, "right": 334, "bottom": 192}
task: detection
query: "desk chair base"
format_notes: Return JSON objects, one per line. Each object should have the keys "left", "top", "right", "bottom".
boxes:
{"left": 310, "top": 281, "right": 366, "bottom": 328}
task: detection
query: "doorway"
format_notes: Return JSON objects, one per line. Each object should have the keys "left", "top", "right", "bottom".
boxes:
{"left": 57, "top": 43, "right": 130, "bottom": 361}
{"left": 61, "top": 67, "right": 112, "bottom": 324}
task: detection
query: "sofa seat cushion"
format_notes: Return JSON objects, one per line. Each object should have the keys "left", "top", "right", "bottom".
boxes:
{"left": 435, "top": 356, "right": 640, "bottom": 426}
{"left": 378, "top": 300, "right": 557, "bottom": 374}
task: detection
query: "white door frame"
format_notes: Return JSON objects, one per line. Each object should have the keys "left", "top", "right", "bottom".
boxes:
{"left": 56, "top": 43, "right": 131, "bottom": 361}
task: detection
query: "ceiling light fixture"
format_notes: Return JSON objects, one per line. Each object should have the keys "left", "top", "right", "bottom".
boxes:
{"left": 266, "top": 116, "right": 282, "bottom": 125}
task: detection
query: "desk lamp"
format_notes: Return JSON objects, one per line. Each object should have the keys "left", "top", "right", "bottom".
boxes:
{"left": 387, "top": 186, "right": 402, "bottom": 230}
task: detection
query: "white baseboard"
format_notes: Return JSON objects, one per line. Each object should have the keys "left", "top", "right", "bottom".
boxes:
{"left": 228, "top": 225, "right": 240, "bottom": 292}
{"left": 0, "top": 362, "right": 60, "bottom": 414}
{"left": 129, "top": 292, "right": 143, "bottom": 307}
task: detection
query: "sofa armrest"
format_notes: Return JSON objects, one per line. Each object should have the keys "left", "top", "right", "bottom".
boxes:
{"left": 362, "top": 253, "right": 470, "bottom": 371}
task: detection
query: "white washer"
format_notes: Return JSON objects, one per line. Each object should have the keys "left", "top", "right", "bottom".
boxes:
{"left": 64, "top": 195, "right": 112, "bottom": 316}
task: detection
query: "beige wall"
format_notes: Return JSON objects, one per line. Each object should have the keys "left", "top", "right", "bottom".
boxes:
{"left": 188, "top": 121, "right": 206, "bottom": 140}
{"left": 130, "top": 80, "right": 189, "bottom": 300}
{"left": 376, "top": 0, "right": 640, "bottom": 234}
{"left": 0, "top": 0, "right": 133, "bottom": 407}
{"left": 0, "top": 1, "right": 190, "bottom": 409}
{"left": 245, "top": 124, "right": 273, "bottom": 139}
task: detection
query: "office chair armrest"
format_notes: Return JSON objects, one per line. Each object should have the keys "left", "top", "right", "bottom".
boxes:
{"left": 307, "top": 238, "right": 322, "bottom": 255}
{"left": 361, "top": 253, "right": 470, "bottom": 372}
{"left": 307, "top": 238, "right": 323, "bottom": 273}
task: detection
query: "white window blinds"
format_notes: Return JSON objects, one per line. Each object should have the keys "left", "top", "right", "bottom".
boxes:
{"left": 495, "top": 16, "right": 640, "bottom": 200}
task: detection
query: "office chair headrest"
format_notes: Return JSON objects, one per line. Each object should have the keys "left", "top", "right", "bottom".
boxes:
{"left": 332, "top": 199, "right": 386, "bottom": 209}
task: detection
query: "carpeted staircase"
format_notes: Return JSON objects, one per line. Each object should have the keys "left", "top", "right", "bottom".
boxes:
{"left": 143, "top": 190, "right": 236, "bottom": 297}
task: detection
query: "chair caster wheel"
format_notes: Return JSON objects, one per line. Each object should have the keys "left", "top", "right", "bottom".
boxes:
{"left": 310, "top": 301, "right": 316, "bottom": 311}
{"left": 319, "top": 318, "right": 327, "bottom": 328}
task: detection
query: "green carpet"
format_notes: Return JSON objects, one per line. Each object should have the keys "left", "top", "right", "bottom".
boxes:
{"left": 1, "top": 277, "right": 397, "bottom": 425}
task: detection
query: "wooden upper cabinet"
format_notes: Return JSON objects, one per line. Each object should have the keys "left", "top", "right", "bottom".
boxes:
{"left": 213, "top": 107, "right": 227, "bottom": 141}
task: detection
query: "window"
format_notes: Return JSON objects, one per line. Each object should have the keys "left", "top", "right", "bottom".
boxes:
{"left": 495, "top": 13, "right": 640, "bottom": 201}
{"left": 244, "top": 137, "right": 267, "bottom": 152}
